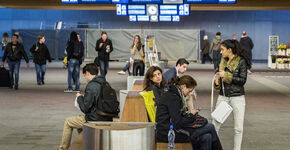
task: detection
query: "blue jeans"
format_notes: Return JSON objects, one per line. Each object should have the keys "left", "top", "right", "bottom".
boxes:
{"left": 35, "top": 64, "right": 46, "bottom": 84}
{"left": 213, "top": 50, "right": 222, "bottom": 71}
{"left": 8, "top": 60, "right": 20, "bottom": 86}
{"left": 122, "top": 62, "right": 130, "bottom": 72}
{"left": 99, "top": 60, "right": 109, "bottom": 78}
{"left": 190, "top": 123, "right": 222, "bottom": 150}
{"left": 68, "top": 59, "right": 80, "bottom": 90}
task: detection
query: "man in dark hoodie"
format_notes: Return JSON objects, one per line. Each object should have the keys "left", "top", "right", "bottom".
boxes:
{"left": 30, "top": 35, "right": 52, "bottom": 85}
{"left": 59, "top": 63, "right": 112, "bottom": 150}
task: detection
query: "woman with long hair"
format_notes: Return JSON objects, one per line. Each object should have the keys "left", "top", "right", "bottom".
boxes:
{"left": 130, "top": 35, "right": 145, "bottom": 76}
{"left": 157, "top": 75, "right": 223, "bottom": 150}
{"left": 213, "top": 40, "right": 251, "bottom": 150}
{"left": 143, "top": 66, "right": 165, "bottom": 106}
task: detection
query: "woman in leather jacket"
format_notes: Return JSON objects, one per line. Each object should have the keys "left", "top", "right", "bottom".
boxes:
{"left": 213, "top": 40, "right": 251, "bottom": 150}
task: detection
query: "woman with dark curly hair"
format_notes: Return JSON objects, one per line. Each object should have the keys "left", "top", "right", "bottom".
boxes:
{"left": 213, "top": 39, "right": 251, "bottom": 150}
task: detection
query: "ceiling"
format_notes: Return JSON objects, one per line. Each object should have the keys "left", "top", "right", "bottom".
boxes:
{"left": 0, "top": 0, "right": 290, "bottom": 10}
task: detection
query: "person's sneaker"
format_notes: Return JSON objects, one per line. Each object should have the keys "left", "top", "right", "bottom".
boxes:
{"left": 73, "top": 89, "right": 80, "bottom": 93}
{"left": 37, "top": 83, "right": 41, "bottom": 85}
{"left": 42, "top": 80, "right": 45, "bottom": 85}
{"left": 9, "top": 84, "right": 13, "bottom": 89}
{"left": 64, "top": 88, "right": 73, "bottom": 93}
{"left": 14, "top": 85, "right": 18, "bottom": 90}
{"left": 117, "top": 70, "right": 126, "bottom": 75}
{"left": 247, "top": 69, "right": 252, "bottom": 74}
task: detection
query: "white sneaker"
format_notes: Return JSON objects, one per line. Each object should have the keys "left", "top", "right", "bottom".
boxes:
{"left": 118, "top": 70, "right": 126, "bottom": 75}
{"left": 247, "top": 69, "right": 252, "bottom": 74}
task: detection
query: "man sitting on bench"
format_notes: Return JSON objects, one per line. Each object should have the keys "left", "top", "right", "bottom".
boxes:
{"left": 59, "top": 63, "right": 113, "bottom": 150}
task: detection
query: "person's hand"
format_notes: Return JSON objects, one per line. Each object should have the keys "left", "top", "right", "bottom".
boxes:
{"left": 35, "top": 46, "right": 38, "bottom": 51}
{"left": 99, "top": 42, "right": 103, "bottom": 48}
{"left": 26, "top": 63, "right": 30, "bottom": 67}
{"left": 1, "top": 61, "right": 4, "bottom": 66}
{"left": 218, "top": 71, "right": 225, "bottom": 78}
{"left": 76, "top": 92, "right": 82, "bottom": 97}
{"left": 190, "top": 109, "right": 199, "bottom": 115}
{"left": 214, "top": 75, "right": 220, "bottom": 85}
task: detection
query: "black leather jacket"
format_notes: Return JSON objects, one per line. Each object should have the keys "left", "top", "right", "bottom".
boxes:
{"left": 2, "top": 42, "right": 29, "bottom": 63}
{"left": 219, "top": 58, "right": 247, "bottom": 97}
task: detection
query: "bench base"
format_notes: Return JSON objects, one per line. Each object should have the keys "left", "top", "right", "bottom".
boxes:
{"left": 156, "top": 142, "right": 192, "bottom": 150}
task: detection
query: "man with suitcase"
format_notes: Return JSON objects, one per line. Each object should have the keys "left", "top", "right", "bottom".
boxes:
{"left": 1, "top": 34, "right": 29, "bottom": 90}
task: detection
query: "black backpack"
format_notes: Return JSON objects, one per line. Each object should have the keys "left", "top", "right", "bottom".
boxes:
{"left": 95, "top": 81, "right": 120, "bottom": 117}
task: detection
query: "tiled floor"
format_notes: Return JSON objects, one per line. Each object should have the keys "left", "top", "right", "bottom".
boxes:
{"left": 0, "top": 62, "right": 290, "bottom": 150}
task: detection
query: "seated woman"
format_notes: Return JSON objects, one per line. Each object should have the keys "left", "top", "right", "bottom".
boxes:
{"left": 143, "top": 66, "right": 165, "bottom": 106}
{"left": 156, "top": 75, "right": 223, "bottom": 150}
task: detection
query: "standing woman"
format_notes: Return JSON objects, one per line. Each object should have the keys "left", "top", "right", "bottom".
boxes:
{"left": 30, "top": 35, "right": 52, "bottom": 85}
{"left": 143, "top": 66, "right": 165, "bottom": 106}
{"left": 130, "top": 35, "right": 145, "bottom": 76}
{"left": 213, "top": 40, "right": 251, "bottom": 150}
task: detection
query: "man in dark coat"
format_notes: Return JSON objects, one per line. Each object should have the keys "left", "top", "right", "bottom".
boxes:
{"left": 30, "top": 35, "right": 52, "bottom": 85}
{"left": 163, "top": 58, "right": 189, "bottom": 88}
{"left": 240, "top": 31, "right": 254, "bottom": 64}
{"left": 95, "top": 31, "right": 113, "bottom": 78}
{"left": 1, "top": 34, "right": 29, "bottom": 90}
{"left": 59, "top": 63, "right": 112, "bottom": 150}
{"left": 201, "top": 35, "right": 213, "bottom": 64}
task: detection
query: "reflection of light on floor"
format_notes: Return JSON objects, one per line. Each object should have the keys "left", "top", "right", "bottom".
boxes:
{"left": 265, "top": 76, "right": 290, "bottom": 78}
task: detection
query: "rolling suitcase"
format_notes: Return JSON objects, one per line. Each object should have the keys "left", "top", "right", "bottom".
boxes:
{"left": 0, "top": 65, "right": 10, "bottom": 87}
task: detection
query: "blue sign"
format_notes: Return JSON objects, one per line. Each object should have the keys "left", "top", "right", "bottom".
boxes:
{"left": 159, "top": 5, "right": 178, "bottom": 15}
{"left": 78, "top": 0, "right": 112, "bottom": 3}
{"left": 178, "top": 4, "right": 189, "bottom": 16}
{"left": 112, "top": 0, "right": 129, "bottom": 3}
{"left": 137, "top": 15, "right": 150, "bottom": 21}
{"left": 172, "top": 15, "right": 180, "bottom": 22}
{"left": 116, "top": 4, "right": 127, "bottom": 16}
{"left": 159, "top": 15, "right": 172, "bottom": 21}
{"left": 129, "top": 15, "right": 137, "bottom": 21}
{"left": 184, "top": 0, "right": 236, "bottom": 3}
{"left": 128, "top": 5, "right": 146, "bottom": 15}
{"left": 128, "top": 0, "right": 162, "bottom": 4}
{"left": 219, "top": 0, "right": 236, "bottom": 3}
{"left": 61, "top": 0, "right": 78, "bottom": 3}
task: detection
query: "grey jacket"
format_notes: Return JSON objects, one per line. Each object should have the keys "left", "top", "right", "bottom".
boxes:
{"left": 77, "top": 76, "right": 113, "bottom": 121}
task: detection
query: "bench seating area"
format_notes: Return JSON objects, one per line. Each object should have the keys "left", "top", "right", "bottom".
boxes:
{"left": 69, "top": 77, "right": 192, "bottom": 150}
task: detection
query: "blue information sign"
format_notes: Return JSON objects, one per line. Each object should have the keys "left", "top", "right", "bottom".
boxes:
{"left": 78, "top": 0, "right": 112, "bottom": 4}
{"left": 184, "top": 0, "right": 236, "bottom": 4}
{"left": 128, "top": 0, "right": 162, "bottom": 4}
{"left": 61, "top": 0, "right": 78, "bottom": 3}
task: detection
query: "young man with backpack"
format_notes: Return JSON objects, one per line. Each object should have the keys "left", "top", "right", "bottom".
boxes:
{"left": 59, "top": 63, "right": 117, "bottom": 150}
{"left": 64, "top": 31, "right": 84, "bottom": 92}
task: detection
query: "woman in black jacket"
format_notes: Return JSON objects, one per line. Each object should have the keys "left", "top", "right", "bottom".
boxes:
{"left": 157, "top": 75, "right": 222, "bottom": 150}
{"left": 143, "top": 66, "right": 165, "bottom": 106}
{"left": 30, "top": 35, "right": 51, "bottom": 85}
{"left": 213, "top": 40, "right": 251, "bottom": 150}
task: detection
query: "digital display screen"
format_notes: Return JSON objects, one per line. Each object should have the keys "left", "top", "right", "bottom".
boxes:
{"left": 159, "top": 15, "right": 172, "bottom": 21}
{"left": 116, "top": 4, "right": 127, "bottom": 16}
{"left": 78, "top": 0, "right": 112, "bottom": 3}
{"left": 112, "top": 0, "right": 129, "bottom": 3}
{"left": 178, "top": 4, "right": 189, "bottom": 16}
{"left": 172, "top": 15, "right": 180, "bottom": 22}
{"left": 137, "top": 15, "right": 150, "bottom": 21}
{"left": 61, "top": 0, "right": 78, "bottom": 3}
{"left": 159, "top": 5, "right": 178, "bottom": 15}
{"left": 128, "top": 0, "right": 161, "bottom": 4}
{"left": 129, "top": 15, "right": 137, "bottom": 21}
{"left": 163, "top": 0, "right": 183, "bottom": 4}
{"left": 184, "top": 0, "right": 236, "bottom": 3}
{"left": 128, "top": 5, "right": 146, "bottom": 15}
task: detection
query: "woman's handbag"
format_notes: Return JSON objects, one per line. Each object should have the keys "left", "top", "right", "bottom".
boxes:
{"left": 191, "top": 114, "right": 208, "bottom": 129}
{"left": 211, "top": 74, "right": 233, "bottom": 124}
